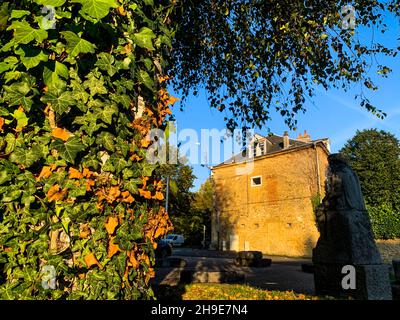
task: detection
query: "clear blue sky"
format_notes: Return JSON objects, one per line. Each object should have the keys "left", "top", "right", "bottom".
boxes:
{"left": 168, "top": 13, "right": 400, "bottom": 191}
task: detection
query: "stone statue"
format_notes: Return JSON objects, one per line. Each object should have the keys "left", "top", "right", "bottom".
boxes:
{"left": 313, "top": 153, "right": 392, "bottom": 300}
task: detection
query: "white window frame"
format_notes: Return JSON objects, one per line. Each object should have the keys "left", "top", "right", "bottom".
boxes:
{"left": 251, "top": 175, "right": 262, "bottom": 187}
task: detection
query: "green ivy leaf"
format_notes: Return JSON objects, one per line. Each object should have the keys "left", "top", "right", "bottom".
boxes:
{"left": 10, "top": 146, "right": 42, "bottom": 167}
{"left": 15, "top": 46, "right": 48, "bottom": 69}
{"left": 95, "top": 53, "right": 118, "bottom": 76}
{"left": 84, "top": 73, "right": 107, "bottom": 96}
{"left": 41, "top": 89, "right": 75, "bottom": 114}
{"left": 96, "top": 105, "right": 118, "bottom": 124}
{"left": 0, "top": 3, "right": 10, "bottom": 31}
{"left": 3, "top": 82, "right": 33, "bottom": 111}
{"left": 70, "top": 0, "right": 119, "bottom": 20}
{"left": 137, "top": 69, "right": 154, "bottom": 91}
{"left": 51, "top": 137, "right": 85, "bottom": 164}
{"left": 10, "top": 10, "right": 31, "bottom": 19}
{"left": 34, "top": 0, "right": 66, "bottom": 7}
{"left": 133, "top": 27, "right": 156, "bottom": 51}
{"left": 43, "top": 61, "right": 69, "bottom": 87}
{"left": 61, "top": 31, "right": 96, "bottom": 57}
{"left": 13, "top": 109, "right": 29, "bottom": 130}
{"left": 3, "top": 21, "right": 48, "bottom": 50}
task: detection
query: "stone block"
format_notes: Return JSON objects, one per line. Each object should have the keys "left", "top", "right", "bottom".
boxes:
{"left": 314, "top": 263, "right": 392, "bottom": 300}
{"left": 237, "top": 251, "right": 263, "bottom": 260}
{"left": 392, "top": 259, "right": 400, "bottom": 282}
{"left": 180, "top": 270, "right": 245, "bottom": 284}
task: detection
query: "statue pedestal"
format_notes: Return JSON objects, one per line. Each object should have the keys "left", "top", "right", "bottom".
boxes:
{"left": 314, "top": 263, "right": 392, "bottom": 300}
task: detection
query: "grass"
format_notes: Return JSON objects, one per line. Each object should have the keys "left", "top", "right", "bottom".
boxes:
{"left": 155, "top": 283, "right": 335, "bottom": 300}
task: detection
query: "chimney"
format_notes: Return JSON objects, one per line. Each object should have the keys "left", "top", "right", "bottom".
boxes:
{"left": 297, "top": 130, "right": 311, "bottom": 143}
{"left": 283, "top": 131, "right": 290, "bottom": 149}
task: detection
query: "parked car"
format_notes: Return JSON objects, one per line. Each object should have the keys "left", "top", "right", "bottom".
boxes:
{"left": 155, "top": 239, "right": 172, "bottom": 260}
{"left": 164, "top": 234, "right": 185, "bottom": 247}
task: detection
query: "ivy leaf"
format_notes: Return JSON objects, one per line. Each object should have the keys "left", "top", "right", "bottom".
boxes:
{"left": 96, "top": 132, "right": 115, "bottom": 152}
{"left": 61, "top": 31, "right": 96, "bottom": 57}
{"left": 13, "top": 109, "right": 29, "bottom": 130}
{"left": 41, "top": 89, "right": 76, "bottom": 114}
{"left": 96, "top": 105, "right": 118, "bottom": 124}
{"left": 15, "top": 46, "right": 48, "bottom": 69}
{"left": 3, "top": 21, "right": 48, "bottom": 49}
{"left": 0, "top": 3, "right": 10, "bottom": 31}
{"left": 84, "top": 73, "right": 107, "bottom": 96}
{"left": 137, "top": 69, "right": 154, "bottom": 91}
{"left": 124, "top": 179, "right": 141, "bottom": 195}
{"left": 132, "top": 27, "right": 156, "bottom": 51}
{"left": 52, "top": 137, "right": 85, "bottom": 164}
{"left": 139, "top": 162, "right": 157, "bottom": 177}
{"left": 3, "top": 82, "right": 33, "bottom": 111}
{"left": 10, "top": 10, "right": 31, "bottom": 19}
{"left": 34, "top": 0, "right": 66, "bottom": 7}
{"left": 43, "top": 61, "right": 69, "bottom": 87}
{"left": 95, "top": 53, "right": 117, "bottom": 76}
{"left": 0, "top": 57, "right": 18, "bottom": 74}
{"left": 70, "top": 0, "right": 119, "bottom": 20}
{"left": 10, "top": 147, "right": 42, "bottom": 167}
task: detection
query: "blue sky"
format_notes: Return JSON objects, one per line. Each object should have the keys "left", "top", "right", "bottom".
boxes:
{"left": 168, "top": 13, "right": 400, "bottom": 191}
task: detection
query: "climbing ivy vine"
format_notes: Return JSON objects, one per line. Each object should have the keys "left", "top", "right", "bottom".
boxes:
{"left": 0, "top": 0, "right": 176, "bottom": 299}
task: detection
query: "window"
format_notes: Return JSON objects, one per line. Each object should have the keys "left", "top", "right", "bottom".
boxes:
{"left": 251, "top": 176, "right": 262, "bottom": 187}
{"left": 259, "top": 141, "right": 265, "bottom": 155}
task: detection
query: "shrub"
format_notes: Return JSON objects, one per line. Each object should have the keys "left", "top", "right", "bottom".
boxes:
{"left": 367, "top": 203, "right": 400, "bottom": 239}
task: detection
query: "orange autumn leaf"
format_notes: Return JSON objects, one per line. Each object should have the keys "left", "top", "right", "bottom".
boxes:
{"left": 130, "top": 154, "right": 142, "bottom": 162}
{"left": 82, "top": 168, "right": 94, "bottom": 178}
{"left": 158, "top": 75, "right": 170, "bottom": 83}
{"left": 109, "top": 186, "right": 121, "bottom": 202}
{"left": 69, "top": 167, "right": 83, "bottom": 179}
{"left": 167, "top": 96, "right": 180, "bottom": 105}
{"left": 0, "top": 117, "right": 4, "bottom": 131}
{"left": 117, "top": 6, "right": 126, "bottom": 16}
{"left": 139, "top": 188, "right": 152, "bottom": 199}
{"left": 85, "top": 179, "right": 95, "bottom": 191}
{"left": 153, "top": 191, "right": 164, "bottom": 201}
{"left": 121, "top": 43, "right": 132, "bottom": 55}
{"left": 84, "top": 252, "right": 100, "bottom": 268}
{"left": 105, "top": 216, "right": 119, "bottom": 235}
{"left": 52, "top": 127, "right": 71, "bottom": 141}
{"left": 37, "top": 165, "right": 56, "bottom": 180}
{"left": 127, "top": 251, "right": 139, "bottom": 269}
{"left": 47, "top": 185, "right": 67, "bottom": 202}
{"left": 108, "top": 237, "right": 121, "bottom": 258}
{"left": 121, "top": 190, "right": 134, "bottom": 204}
{"left": 79, "top": 224, "right": 91, "bottom": 239}
{"left": 140, "top": 137, "right": 151, "bottom": 148}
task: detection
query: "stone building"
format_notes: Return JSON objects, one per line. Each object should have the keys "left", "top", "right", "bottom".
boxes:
{"left": 210, "top": 131, "right": 330, "bottom": 257}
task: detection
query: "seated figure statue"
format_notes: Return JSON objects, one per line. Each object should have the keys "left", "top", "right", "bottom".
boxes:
{"left": 313, "top": 153, "right": 382, "bottom": 265}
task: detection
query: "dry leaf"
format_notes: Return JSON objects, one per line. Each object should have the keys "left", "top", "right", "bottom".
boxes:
{"left": 69, "top": 167, "right": 83, "bottom": 179}
{"left": 79, "top": 224, "right": 91, "bottom": 239}
{"left": 37, "top": 165, "right": 56, "bottom": 180}
{"left": 108, "top": 237, "right": 121, "bottom": 258}
{"left": 121, "top": 190, "right": 134, "bottom": 204}
{"left": 47, "top": 185, "right": 67, "bottom": 202}
{"left": 52, "top": 127, "right": 71, "bottom": 141}
{"left": 85, "top": 179, "right": 95, "bottom": 191}
{"left": 127, "top": 251, "right": 139, "bottom": 269}
{"left": 84, "top": 252, "right": 100, "bottom": 268}
{"left": 153, "top": 191, "right": 164, "bottom": 201}
{"left": 139, "top": 189, "right": 152, "bottom": 199}
{"left": 0, "top": 117, "right": 4, "bottom": 131}
{"left": 82, "top": 168, "right": 94, "bottom": 178}
{"left": 105, "top": 216, "right": 119, "bottom": 235}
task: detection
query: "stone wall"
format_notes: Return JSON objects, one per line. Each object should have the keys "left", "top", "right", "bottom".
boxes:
{"left": 211, "top": 143, "right": 329, "bottom": 258}
{"left": 376, "top": 239, "right": 400, "bottom": 263}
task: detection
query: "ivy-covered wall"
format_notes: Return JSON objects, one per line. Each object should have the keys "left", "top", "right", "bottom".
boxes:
{"left": 0, "top": 0, "right": 176, "bottom": 299}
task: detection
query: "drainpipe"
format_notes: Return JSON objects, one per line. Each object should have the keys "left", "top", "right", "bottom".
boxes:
{"left": 313, "top": 142, "right": 321, "bottom": 197}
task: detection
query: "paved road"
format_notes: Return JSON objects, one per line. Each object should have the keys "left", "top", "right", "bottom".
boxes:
{"left": 153, "top": 249, "right": 315, "bottom": 295}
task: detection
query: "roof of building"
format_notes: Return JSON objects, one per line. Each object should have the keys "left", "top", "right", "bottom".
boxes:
{"left": 212, "top": 132, "right": 330, "bottom": 169}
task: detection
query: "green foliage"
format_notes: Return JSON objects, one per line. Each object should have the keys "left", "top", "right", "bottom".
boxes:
{"left": 0, "top": 0, "right": 176, "bottom": 299}
{"left": 341, "top": 129, "right": 400, "bottom": 239}
{"left": 340, "top": 129, "right": 400, "bottom": 210}
{"left": 367, "top": 204, "right": 400, "bottom": 239}
{"left": 172, "top": 0, "right": 399, "bottom": 131}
